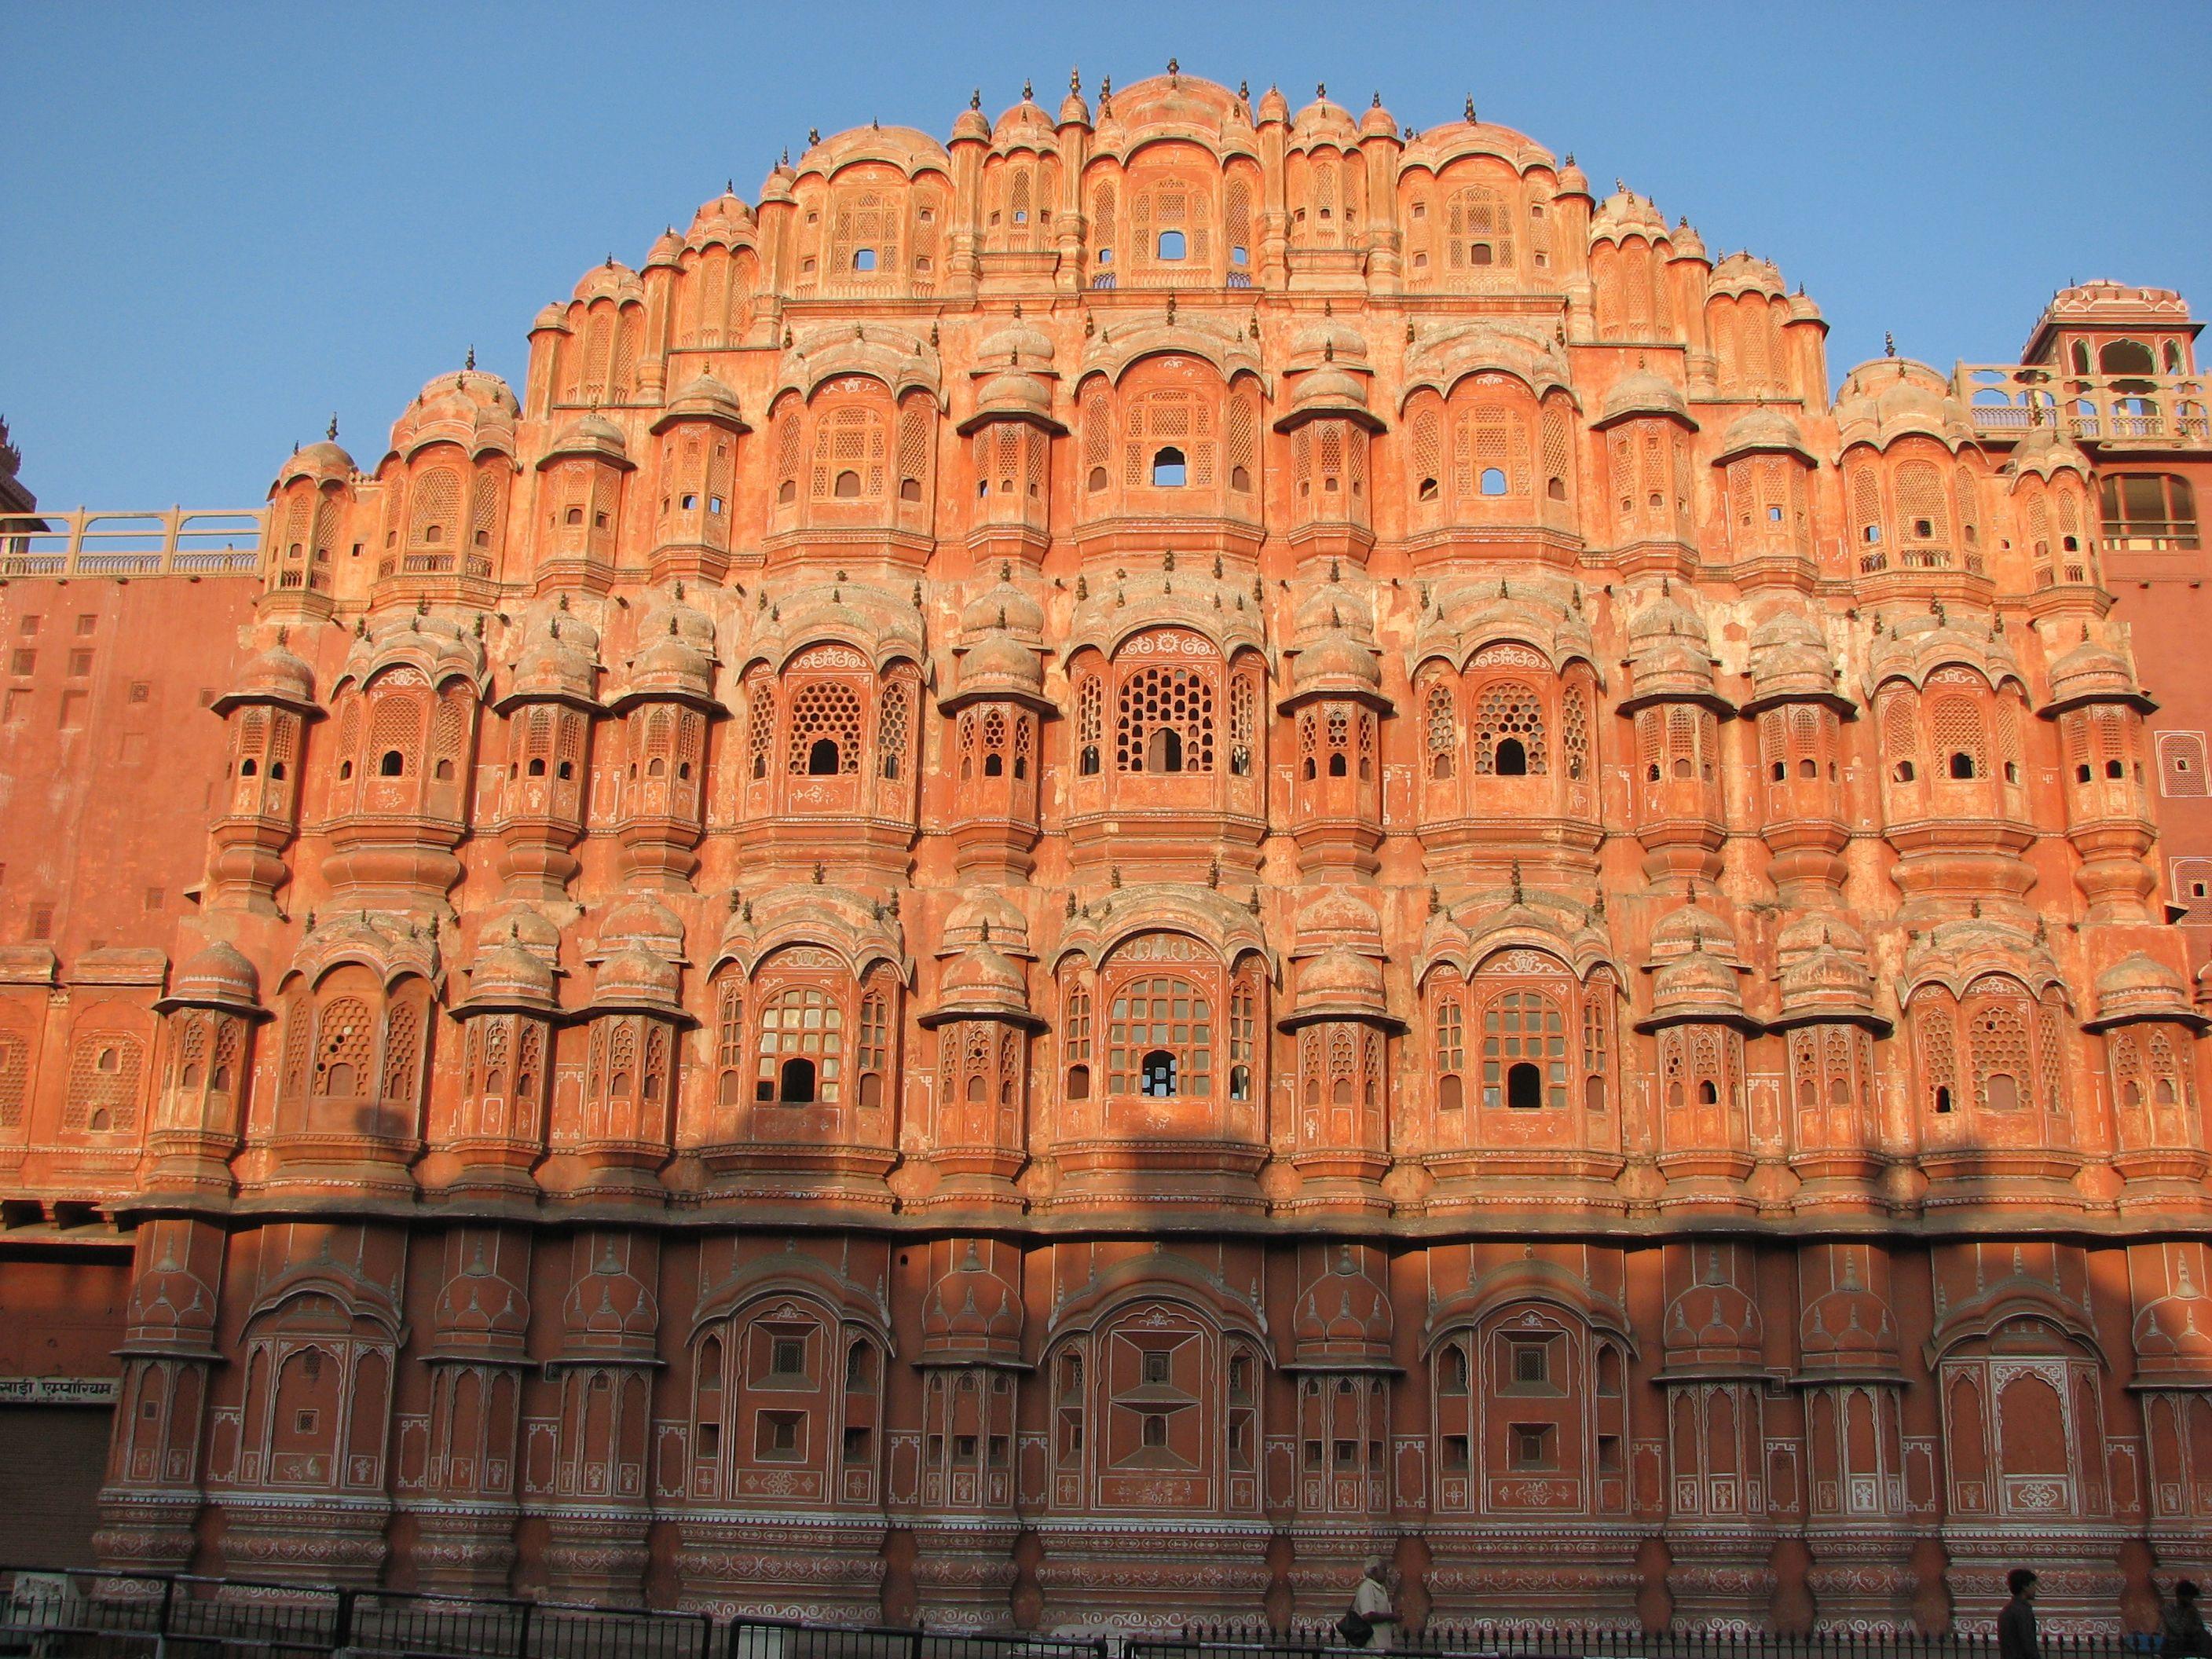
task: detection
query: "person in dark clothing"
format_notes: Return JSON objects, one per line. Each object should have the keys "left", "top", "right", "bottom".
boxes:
{"left": 1999, "top": 1568, "right": 2041, "bottom": 1659}
{"left": 2163, "top": 1580, "right": 2211, "bottom": 1659}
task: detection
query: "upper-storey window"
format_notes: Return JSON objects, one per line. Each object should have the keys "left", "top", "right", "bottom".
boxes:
{"left": 2101, "top": 474, "right": 2198, "bottom": 550}
{"left": 1117, "top": 655, "right": 1216, "bottom": 775}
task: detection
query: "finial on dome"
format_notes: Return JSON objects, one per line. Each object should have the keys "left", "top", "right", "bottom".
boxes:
{"left": 1317, "top": 81, "right": 1327, "bottom": 99}
{"left": 1238, "top": 79, "right": 1249, "bottom": 101}
{"left": 1615, "top": 177, "right": 1624, "bottom": 192}
{"left": 465, "top": 344, "right": 475, "bottom": 371}
{"left": 1100, "top": 75, "right": 1111, "bottom": 97}
{"left": 1510, "top": 860, "right": 1524, "bottom": 905}
{"left": 1109, "top": 865, "right": 1122, "bottom": 889}
{"left": 808, "top": 127, "right": 821, "bottom": 145}
{"left": 1884, "top": 331, "right": 1897, "bottom": 358}
{"left": 1372, "top": 90, "right": 1381, "bottom": 108}
{"left": 1324, "top": 338, "right": 1335, "bottom": 362}
{"left": 970, "top": 87, "right": 980, "bottom": 108}
{"left": 327, "top": 413, "right": 339, "bottom": 441}
{"left": 1166, "top": 57, "right": 1177, "bottom": 77}
{"left": 1166, "top": 291, "right": 1177, "bottom": 324}
{"left": 1465, "top": 94, "right": 1475, "bottom": 121}
{"left": 605, "top": 252, "right": 613, "bottom": 267}
{"left": 811, "top": 862, "right": 826, "bottom": 884}
{"left": 780, "top": 148, "right": 789, "bottom": 166}
{"left": 725, "top": 178, "right": 734, "bottom": 194}
{"left": 1071, "top": 66, "right": 1081, "bottom": 93}
{"left": 1023, "top": 77, "right": 1034, "bottom": 101}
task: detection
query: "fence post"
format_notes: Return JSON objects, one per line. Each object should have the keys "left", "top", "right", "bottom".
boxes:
{"left": 516, "top": 1596, "right": 533, "bottom": 1659}
{"left": 159, "top": 1573, "right": 177, "bottom": 1638}
{"left": 910, "top": 1620, "right": 926, "bottom": 1659}
{"left": 334, "top": 1587, "right": 355, "bottom": 1653}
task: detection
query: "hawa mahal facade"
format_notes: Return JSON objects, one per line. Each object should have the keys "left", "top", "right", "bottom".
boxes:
{"left": 2, "top": 67, "right": 2211, "bottom": 1636}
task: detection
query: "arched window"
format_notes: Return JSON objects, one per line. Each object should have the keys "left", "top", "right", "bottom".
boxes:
{"left": 811, "top": 405, "right": 887, "bottom": 502}
{"left": 1116, "top": 660, "right": 1216, "bottom": 775}
{"left": 1480, "top": 984, "right": 1567, "bottom": 1110}
{"left": 1472, "top": 681, "right": 1547, "bottom": 777}
{"left": 757, "top": 985, "right": 842, "bottom": 1105}
{"left": 2100, "top": 339, "right": 2156, "bottom": 375}
{"left": 1107, "top": 975, "right": 1212, "bottom": 1098}
{"left": 1157, "top": 229, "right": 1186, "bottom": 261}
{"left": 786, "top": 680, "right": 864, "bottom": 776}
{"left": 1152, "top": 447, "right": 1187, "bottom": 488}
{"left": 1426, "top": 681, "right": 1458, "bottom": 780}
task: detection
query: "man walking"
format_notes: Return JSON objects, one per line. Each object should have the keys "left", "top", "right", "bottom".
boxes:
{"left": 2000, "top": 1569, "right": 2041, "bottom": 1659}
{"left": 2162, "top": 1580, "right": 2210, "bottom": 1659}
{"left": 1351, "top": 1557, "right": 1397, "bottom": 1653}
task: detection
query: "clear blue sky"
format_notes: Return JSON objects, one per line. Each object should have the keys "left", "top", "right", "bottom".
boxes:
{"left": 6, "top": 1, "right": 2207, "bottom": 509}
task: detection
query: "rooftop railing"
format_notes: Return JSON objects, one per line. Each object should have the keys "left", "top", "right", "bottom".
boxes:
{"left": 0, "top": 507, "right": 266, "bottom": 579}
{"left": 1954, "top": 367, "right": 2212, "bottom": 449}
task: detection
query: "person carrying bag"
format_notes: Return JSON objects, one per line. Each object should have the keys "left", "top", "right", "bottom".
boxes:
{"left": 1339, "top": 1558, "right": 1396, "bottom": 1651}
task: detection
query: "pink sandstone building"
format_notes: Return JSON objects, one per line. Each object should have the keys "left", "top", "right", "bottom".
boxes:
{"left": 0, "top": 68, "right": 2210, "bottom": 1635}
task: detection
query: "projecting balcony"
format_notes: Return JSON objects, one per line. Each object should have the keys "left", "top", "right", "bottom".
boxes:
{"left": 1954, "top": 365, "right": 2212, "bottom": 449}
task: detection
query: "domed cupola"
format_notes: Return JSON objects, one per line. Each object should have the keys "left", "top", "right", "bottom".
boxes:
{"left": 157, "top": 940, "right": 264, "bottom": 1016}
{"left": 942, "top": 569, "right": 1049, "bottom": 880}
{"left": 1663, "top": 1247, "right": 1766, "bottom": 1374}
{"left": 276, "top": 438, "right": 357, "bottom": 489}
{"left": 961, "top": 309, "right": 1061, "bottom": 551}
{"left": 1621, "top": 582, "right": 1726, "bottom": 711}
{"left": 1743, "top": 606, "right": 1843, "bottom": 712}
{"left": 918, "top": 1240, "right": 1024, "bottom": 1364}
{"left": 1291, "top": 1243, "right": 1394, "bottom": 1368}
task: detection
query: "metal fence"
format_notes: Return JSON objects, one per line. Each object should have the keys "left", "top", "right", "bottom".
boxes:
{"left": 0, "top": 1570, "right": 2156, "bottom": 1659}
{"left": 1146, "top": 1623, "right": 2152, "bottom": 1659}
{"left": 0, "top": 1568, "right": 1112, "bottom": 1659}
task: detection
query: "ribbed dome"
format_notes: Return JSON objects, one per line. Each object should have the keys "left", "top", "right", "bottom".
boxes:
{"left": 936, "top": 941, "right": 1030, "bottom": 1020}
{"left": 1648, "top": 947, "right": 1745, "bottom": 1024}
{"left": 684, "top": 189, "right": 755, "bottom": 249}
{"left": 1290, "top": 628, "right": 1382, "bottom": 694}
{"left": 1595, "top": 371, "right": 1693, "bottom": 429}
{"left": 2045, "top": 635, "right": 2142, "bottom": 709}
{"left": 275, "top": 438, "right": 357, "bottom": 487}
{"left": 919, "top": 1243, "right": 1023, "bottom": 1361}
{"left": 2088, "top": 952, "right": 2199, "bottom": 1031}
{"left": 1745, "top": 606, "right": 1837, "bottom": 705}
{"left": 1294, "top": 946, "right": 1389, "bottom": 1023}
{"left": 591, "top": 941, "right": 681, "bottom": 1012}
{"left": 465, "top": 933, "right": 558, "bottom": 1010}
{"left": 1709, "top": 251, "right": 1784, "bottom": 297}
{"left": 622, "top": 602, "right": 716, "bottom": 703}
{"left": 950, "top": 103, "right": 991, "bottom": 143}
{"left": 1292, "top": 1248, "right": 1393, "bottom": 1362}
{"left": 955, "top": 631, "right": 1044, "bottom": 701}
{"left": 506, "top": 611, "right": 601, "bottom": 707}
{"left": 1664, "top": 1268, "right": 1763, "bottom": 1366}
{"left": 560, "top": 1245, "right": 660, "bottom": 1356}
{"left": 970, "top": 367, "right": 1056, "bottom": 424}
{"left": 651, "top": 371, "right": 745, "bottom": 434}
{"left": 167, "top": 941, "right": 260, "bottom": 1011}
{"left": 542, "top": 412, "right": 632, "bottom": 468}
{"left": 1358, "top": 97, "right": 1397, "bottom": 139}
{"left": 2008, "top": 424, "right": 2094, "bottom": 481}
{"left": 1281, "top": 365, "right": 1375, "bottom": 427}
{"left": 960, "top": 577, "right": 1046, "bottom": 640}
{"left": 1590, "top": 187, "right": 1668, "bottom": 245}
{"left": 222, "top": 639, "right": 317, "bottom": 710}
{"left": 1715, "top": 406, "right": 1813, "bottom": 463}
{"left": 992, "top": 94, "right": 1055, "bottom": 147}
{"left": 432, "top": 1245, "right": 529, "bottom": 1353}
{"left": 1291, "top": 91, "right": 1357, "bottom": 146}
{"left": 978, "top": 316, "right": 1055, "bottom": 366}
